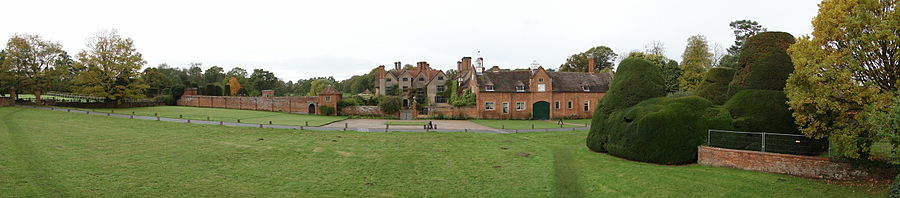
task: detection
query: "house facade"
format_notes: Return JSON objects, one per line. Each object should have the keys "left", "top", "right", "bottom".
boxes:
{"left": 373, "top": 56, "right": 612, "bottom": 120}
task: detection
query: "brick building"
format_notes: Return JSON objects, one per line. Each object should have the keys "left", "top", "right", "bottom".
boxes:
{"left": 373, "top": 55, "right": 612, "bottom": 120}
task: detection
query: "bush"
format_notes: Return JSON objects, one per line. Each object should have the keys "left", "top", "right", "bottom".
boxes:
{"left": 724, "top": 89, "right": 799, "bottom": 134}
{"left": 171, "top": 84, "right": 186, "bottom": 100}
{"left": 597, "top": 96, "right": 733, "bottom": 164}
{"left": 205, "top": 84, "right": 223, "bottom": 96}
{"left": 587, "top": 57, "right": 666, "bottom": 152}
{"left": 153, "top": 95, "right": 175, "bottom": 105}
{"left": 378, "top": 96, "right": 402, "bottom": 114}
{"left": 730, "top": 32, "right": 795, "bottom": 93}
{"left": 236, "top": 88, "right": 249, "bottom": 96}
{"left": 337, "top": 98, "right": 362, "bottom": 109}
{"left": 319, "top": 106, "right": 335, "bottom": 116}
{"left": 891, "top": 174, "right": 900, "bottom": 198}
{"left": 696, "top": 67, "right": 735, "bottom": 104}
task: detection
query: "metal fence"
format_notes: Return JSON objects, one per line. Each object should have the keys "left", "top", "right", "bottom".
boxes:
{"left": 707, "top": 129, "right": 829, "bottom": 156}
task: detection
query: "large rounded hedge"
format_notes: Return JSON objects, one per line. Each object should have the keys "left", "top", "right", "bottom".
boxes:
{"left": 724, "top": 89, "right": 799, "bottom": 134}
{"left": 596, "top": 96, "right": 733, "bottom": 164}
{"left": 696, "top": 67, "right": 735, "bottom": 104}
{"left": 730, "top": 32, "right": 796, "bottom": 93}
{"left": 587, "top": 57, "right": 666, "bottom": 152}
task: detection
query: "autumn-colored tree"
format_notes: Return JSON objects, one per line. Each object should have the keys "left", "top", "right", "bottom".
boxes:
{"left": 227, "top": 77, "right": 241, "bottom": 96}
{"left": 786, "top": 0, "right": 898, "bottom": 159}
{"left": 73, "top": 30, "right": 149, "bottom": 101}
{"left": 558, "top": 46, "right": 618, "bottom": 72}
{"left": 0, "top": 34, "right": 69, "bottom": 101}
{"left": 678, "top": 35, "right": 713, "bottom": 91}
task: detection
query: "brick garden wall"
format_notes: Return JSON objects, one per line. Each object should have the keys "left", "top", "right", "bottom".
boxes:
{"left": 0, "top": 97, "right": 13, "bottom": 106}
{"left": 177, "top": 95, "right": 323, "bottom": 114}
{"left": 698, "top": 146, "right": 895, "bottom": 180}
{"left": 429, "top": 106, "right": 479, "bottom": 118}
{"left": 340, "top": 106, "right": 382, "bottom": 116}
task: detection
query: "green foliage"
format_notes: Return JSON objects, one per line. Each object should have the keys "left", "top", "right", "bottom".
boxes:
{"left": 451, "top": 88, "right": 475, "bottom": 107}
{"left": 866, "top": 93, "right": 900, "bottom": 164}
{"left": 170, "top": 84, "right": 185, "bottom": 100}
{"left": 307, "top": 79, "right": 333, "bottom": 96}
{"left": 587, "top": 57, "right": 666, "bottom": 152}
{"left": 786, "top": 0, "right": 898, "bottom": 160}
{"left": 594, "top": 96, "right": 734, "bottom": 164}
{"left": 204, "top": 84, "right": 222, "bottom": 96}
{"left": 727, "top": 20, "right": 767, "bottom": 57}
{"left": 0, "top": 34, "right": 69, "bottom": 94}
{"left": 378, "top": 96, "right": 402, "bottom": 114}
{"left": 696, "top": 68, "right": 735, "bottom": 104}
{"left": 558, "top": 45, "right": 618, "bottom": 72}
{"left": 678, "top": 35, "right": 712, "bottom": 91}
{"left": 319, "top": 105, "right": 335, "bottom": 116}
{"left": 627, "top": 52, "right": 681, "bottom": 93}
{"left": 724, "top": 90, "right": 799, "bottom": 134}
{"left": 153, "top": 95, "right": 175, "bottom": 105}
{"left": 891, "top": 174, "right": 900, "bottom": 198}
{"left": 236, "top": 87, "right": 249, "bottom": 96}
{"left": 72, "top": 30, "right": 149, "bottom": 101}
{"left": 730, "top": 32, "right": 795, "bottom": 93}
{"left": 337, "top": 98, "right": 362, "bottom": 109}
{"left": 203, "top": 66, "right": 225, "bottom": 85}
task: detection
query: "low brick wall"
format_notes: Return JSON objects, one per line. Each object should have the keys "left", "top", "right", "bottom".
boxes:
{"left": 430, "top": 106, "right": 479, "bottom": 118}
{"left": 698, "top": 146, "right": 895, "bottom": 180}
{"left": 341, "top": 106, "right": 382, "bottom": 116}
{"left": 0, "top": 97, "right": 12, "bottom": 106}
{"left": 177, "top": 95, "right": 325, "bottom": 114}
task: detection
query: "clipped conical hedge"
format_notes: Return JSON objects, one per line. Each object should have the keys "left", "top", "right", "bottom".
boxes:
{"left": 729, "top": 32, "right": 796, "bottom": 93}
{"left": 587, "top": 57, "right": 666, "bottom": 152}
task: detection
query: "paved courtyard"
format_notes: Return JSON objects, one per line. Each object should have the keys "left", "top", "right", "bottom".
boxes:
{"left": 324, "top": 119, "right": 501, "bottom": 132}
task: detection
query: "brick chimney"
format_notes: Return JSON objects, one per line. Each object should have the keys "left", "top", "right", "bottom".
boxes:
{"left": 588, "top": 57, "right": 596, "bottom": 74}
{"left": 377, "top": 65, "right": 385, "bottom": 79}
{"left": 394, "top": 62, "right": 401, "bottom": 70}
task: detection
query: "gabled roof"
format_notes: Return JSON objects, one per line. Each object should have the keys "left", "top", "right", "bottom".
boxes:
{"left": 475, "top": 70, "right": 533, "bottom": 92}
{"left": 319, "top": 86, "right": 341, "bottom": 95}
{"left": 473, "top": 70, "right": 612, "bottom": 93}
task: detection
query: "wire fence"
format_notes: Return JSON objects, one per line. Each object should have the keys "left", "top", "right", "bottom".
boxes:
{"left": 707, "top": 129, "right": 829, "bottom": 156}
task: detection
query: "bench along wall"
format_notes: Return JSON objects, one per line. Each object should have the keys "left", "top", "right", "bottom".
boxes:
{"left": 698, "top": 146, "right": 895, "bottom": 180}
{"left": 177, "top": 95, "right": 340, "bottom": 115}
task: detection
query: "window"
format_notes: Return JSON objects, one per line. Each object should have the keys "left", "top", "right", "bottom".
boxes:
{"left": 438, "top": 76, "right": 444, "bottom": 80}
{"left": 416, "top": 88, "right": 425, "bottom": 95}
{"left": 583, "top": 100, "right": 590, "bottom": 112}
{"left": 485, "top": 102, "right": 495, "bottom": 110}
{"left": 538, "top": 78, "right": 544, "bottom": 82}
{"left": 418, "top": 77, "right": 425, "bottom": 81}
{"left": 516, "top": 102, "right": 525, "bottom": 111}
{"left": 403, "top": 78, "right": 408, "bottom": 82}
{"left": 402, "top": 86, "right": 409, "bottom": 92}
{"left": 583, "top": 85, "right": 590, "bottom": 92}
{"left": 436, "top": 85, "right": 445, "bottom": 92}
{"left": 386, "top": 78, "right": 392, "bottom": 82}
{"left": 555, "top": 101, "right": 560, "bottom": 109}
{"left": 537, "top": 84, "right": 546, "bottom": 92}
{"left": 567, "top": 100, "right": 573, "bottom": 109}
{"left": 325, "top": 96, "right": 331, "bottom": 102}
{"left": 502, "top": 102, "right": 509, "bottom": 114}
{"left": 436, "top": 96, "right": 448, "bottom": 103}
{"left": 485, "top": 85, "right": 495, "bottom": 91}
{"left": 516, "top": 85, "right": 525, "bottom": 92}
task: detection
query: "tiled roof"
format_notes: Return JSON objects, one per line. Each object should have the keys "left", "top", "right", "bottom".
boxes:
{"left": 318, "top": 86, "right": 341, "bottom": 95}
{"left": 474, "top": 70, "right": 612, "bottom": 92}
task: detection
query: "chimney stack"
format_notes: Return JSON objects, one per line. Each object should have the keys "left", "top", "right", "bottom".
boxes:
{"left": 394, "top": 62, "right": 401, "bottom": 70}
{"left": 587, "top": 58, "right": 596, "bottom": 74}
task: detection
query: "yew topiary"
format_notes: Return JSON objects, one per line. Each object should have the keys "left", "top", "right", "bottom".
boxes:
{"left": 696, "top": 67, "right": 735, "bottom": 104}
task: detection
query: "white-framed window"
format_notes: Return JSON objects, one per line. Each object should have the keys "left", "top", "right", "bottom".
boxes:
{"left": 485, "top": 102, "right": 495, "bottom": 110}
{"left": 325, "top": 96, "right": 331, "bottom": 102}
{"left": 402, "top": 86, "right": 409, "bottom": 92}
{"left": 555, "top": 101, "right": 560, "bottom": 109}
{"left": 567, "top": 100, "right": 573, "bottom": 109}
{"left": 502, "top": 102, "right": 509, "bottom": 114}
{"left": 436, "top": 96, "right": 448, "bottom": 103}
{"left": 583, "top": 100, "right": 590, "bottom": 112}
{"left": 583, "top": 85, "right": 590, "bottom": 92}
{"left": 485, "top": 85, "right": 495, "bottom": 91}
{"left": 516, "top": 85, "right": 525, "bottom": 92}
{"left": 537, "top": 84, "right": 546, "bottom": 92}
{"left": 516, "top": 102, "right": 525, "bottom": 111}
{"left": 436, "top": 85, "right": 445, "bottom": 92}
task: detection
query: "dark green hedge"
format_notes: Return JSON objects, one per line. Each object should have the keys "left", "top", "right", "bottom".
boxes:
{"left": 587, "top": 57, "right": 666, "bottom": 152}
{"left": 891, "top": 174, "right": 900, "bottom": 198}
{"left": 696, "top": 67, "right": 735, "bottom": 104}
{"left": 724, "top": 89, "right": 799, "bottom": 134}
{"left": 595, "top": 96, "right": 733, "bottom": 164}
{"left": 730, "top": 32, "right": 795, "bottom": 93}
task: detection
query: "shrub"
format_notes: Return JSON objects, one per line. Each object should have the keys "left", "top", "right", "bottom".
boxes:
{"left": 730, "top": 32, "right": 795, "bottom": 93}
{"left": 337, "top": 98, "right": 362, "bottom": 109}
{"left": 319, "top": 105, "right": 335, "bottom": 116}
{"left": 696, "top": 67, "right": 735, "bottom": 104}
{"left": 236, "top": 87, "right": 249, "bottom": 96}
{"left": 153, "top": 95, "right": 175, "bottom": 105}
{"left": 171, "top": 84, "right": 186, "bottom": 100}
{"left": 724, "top": 89, "right": 799, "bottom": 134}
{"left": 587, "top": 57, "right": 666, "bottom": 152}
{"left": 891, "top": 174, "right": 900, "bottom": 198}
{"left": 378, "top": 96, "right": 402, "bottom": 114}
{"left": 598, "top": 96, "right": 733, "bottom": 164}
{"left": 205, "top": 84, "right": 223, "bottom": 96}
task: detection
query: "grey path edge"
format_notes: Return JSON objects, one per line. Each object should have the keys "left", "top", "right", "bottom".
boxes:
{"left": 18, "top": 105, "right": 589, "bottom": 134}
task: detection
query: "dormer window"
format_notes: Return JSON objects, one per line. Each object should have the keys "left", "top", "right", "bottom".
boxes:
{"left": 438, "top": 76, "right": 444, "bottom": 80}
{"left": 418, "top": 77, "right": 425, "bottom": 81}
{"left": 403, "top": 78, "right": 408, "bottom": 82}
{"left": 516, "top": 85, "right": 525, "bottom": 92}
{"left": 485, "top": 85, "right": 495, "bottom": 91}
{"left": 538, "top": 78, "right": 544, "bottom": 82}
{"left": 582, "top": 85, "right": 590, "bottom": 92}
{"left": 386, "top": 78, "right": 392, "bottom": 82}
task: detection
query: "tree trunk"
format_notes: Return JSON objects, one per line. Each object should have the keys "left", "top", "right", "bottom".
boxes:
{"left": 34, "top": 88, "right": 42, "bottom": 105}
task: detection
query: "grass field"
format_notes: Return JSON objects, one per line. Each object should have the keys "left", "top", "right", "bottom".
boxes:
{"left": 64, "top": 106, "right": 347, "bottom": 126}
{"left": 471, "top": 119, "right": 581, "bottom": 129}
{"left": 0, "top": 107, "right": 884, "bottom": 197}
{"left": 561, "top": 119, "right": 592, "bottom": 126}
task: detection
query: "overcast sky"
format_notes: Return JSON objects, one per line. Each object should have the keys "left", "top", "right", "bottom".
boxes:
{"left": 2, "top": 0, "right": 821, "bottom": 81}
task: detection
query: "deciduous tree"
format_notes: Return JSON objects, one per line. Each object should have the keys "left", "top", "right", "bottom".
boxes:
{"left": 558, "top": 46, "right": 617, "bottom": 72}
{"left": 72, "top": 30, "right": 149, "bottom": 101}
{"left": 0, "top": 34, "right": 69, "bottom": 100}
{"left": 678, "top": 35, "right": 713, "bottom": 91}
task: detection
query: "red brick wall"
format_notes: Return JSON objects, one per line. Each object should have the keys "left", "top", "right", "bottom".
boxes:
{"left": 698, "top": 146, "right": 894, "bottom": 180}
{"left": 341, "top": 106, "right": 382, "bottom": 116}
{"left": 178, "top": 95, "right": 320, "bottom": 114}
{"left": 429, "top": 106, "right": 479, "bottom": 118}
{"left": 475, "top": 91, "right": 604, "bottom": 119}
{"left": 0, "top": 97, "right": 13, "bottom": 106}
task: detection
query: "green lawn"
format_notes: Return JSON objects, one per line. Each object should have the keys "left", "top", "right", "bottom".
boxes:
{"left": 384, "top": 121, "right": 428, "bottom": 126}
{"left": 0, "top": 107, "right": 885, "bottom": 197}
{"left": 65, "top": 106, "right": 347, "bottom": 126}
{"left": 562, "top": 119, "right": 593, "bottom": 126}
{"left": 471, "top": 119, "right": 582, "bottom": 129}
